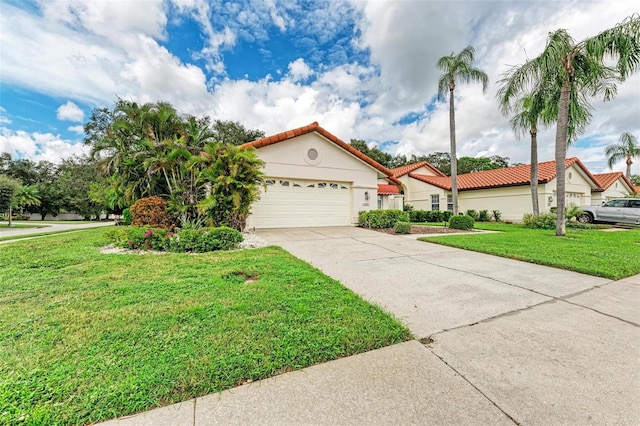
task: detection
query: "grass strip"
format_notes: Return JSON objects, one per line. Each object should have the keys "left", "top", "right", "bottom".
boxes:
{"left": 0, "top": 228, "right": 411, "bottom": 424}
{"left": 419, "top": 222, "right": 640, "bottom": 280}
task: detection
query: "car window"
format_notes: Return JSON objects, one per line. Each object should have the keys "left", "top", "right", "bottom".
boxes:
{"left": 604, "top": 200, "right": 627, "bottom": 207}
{"left": 629, "top": 200, "right": 640, "bottom": 208}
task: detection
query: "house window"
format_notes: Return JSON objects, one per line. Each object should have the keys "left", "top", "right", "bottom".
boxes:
{"left": 431, "top": 194, "right": 440, "bottom": 211}
{"left": 377, "top": 195, "right": 383, "bottom": 209}
{"left": 447, "top": 194, "right": 453, "bottom": 211}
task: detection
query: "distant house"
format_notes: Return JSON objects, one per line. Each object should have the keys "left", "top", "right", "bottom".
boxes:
{"left": 390, "top": 158, "right": 603, "bottom": 221}
{"left": 591, "top": 172, "right": 636, "bottom": 204}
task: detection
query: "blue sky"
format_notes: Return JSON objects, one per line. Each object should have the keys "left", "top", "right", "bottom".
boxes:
{"left": 0, "top": 0, "right": 638, "bottom": 175}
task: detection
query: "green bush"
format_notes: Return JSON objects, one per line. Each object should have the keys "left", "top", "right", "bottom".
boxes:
{"left": 522, "top": 213, "right": 556, "bottom": 229}
{"left": 449, "top": 215, "right": 475, "bottom": 230}
{"left": 403, "top": 203, "right": 415, "bottom": 212}
{"left": 394, "top": 221, "right": 411, "bottom": 234}
{"left": 130, "top": 196, "right": 174, "bottom": 229}
{"left": 409, "top": 210, "right": 429, "bottom": 222}
{"left": 442, "top": 211, "right": 453, "bottom": 222}
{"left": 465, "top": 209, "right": 479, "bottom": 221}
{"left": 427, "top": 210, "right": 444, "bottom": 222}
{"left": 478, "top": 210, "right": 490, "bottom": 222}
{"left": 491, "top": 210, "right": 502, "bottom": 222}
{"left": 107, "top": 226, "right": 243, "bottom": 253}
{"left": 358, "top": 210, "right": 409, "bottom": 228}
{"left": 121, "top": 208, "right": 132, "bottom": 225}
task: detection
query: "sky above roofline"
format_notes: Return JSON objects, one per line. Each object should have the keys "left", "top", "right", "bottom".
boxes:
{"left": 0, "top": 0, "right": 638, "bottom": 176}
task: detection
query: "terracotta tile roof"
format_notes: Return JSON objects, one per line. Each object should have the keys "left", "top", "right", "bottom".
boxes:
{"left": 377, "top": 184, "right": 400, "bottom": 195}
{"left": 592, "top": 172, "right": 635, "bottom": 192}
{"left": 634, "top": 185, "right": 640, "bottom": 195}
{"left": 389, "top": 162, "right": 446, "bottom": 178}
{"left": 241, "top": 122, "right": 402, "bottom": 185}
{"left": 409, "top": 158, "right": 601, "bottom": 191}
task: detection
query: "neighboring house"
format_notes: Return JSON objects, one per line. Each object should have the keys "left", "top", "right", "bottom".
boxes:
{"left": 241, "top": 122, "right": 401, "bottom": 228}
{"left": 591, "top": 172, "right": 635, "bottom": 204}
{"left": 400, "top": 158, "right": 601, "bottom": 221}
{"left": 635, "top": 185, "right": 640, "bottom": 195}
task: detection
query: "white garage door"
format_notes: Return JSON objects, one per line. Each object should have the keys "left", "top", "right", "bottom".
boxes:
{"left": 247, "top": 178, "right": 351, "bottom": 228}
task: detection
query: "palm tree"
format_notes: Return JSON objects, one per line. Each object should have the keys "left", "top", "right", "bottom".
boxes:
{"left": 501, "top": 92, "right": 546, "bottom": 215}
{"left": 497, "top": 15, "right": 640, "bottom": 236}
{"left": 437, "top": 46, "right": 488, "bottom": 214}
{"left": 606, "top": 132, "right": 640, "bottom": 179}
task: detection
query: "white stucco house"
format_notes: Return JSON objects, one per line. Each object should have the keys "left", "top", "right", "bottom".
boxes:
{"left": 591, "top": 172, "right": 635, "bottom": 204}
{"left": 241, "top": 122, "right": 402, "bottom": 229}
{"left": 395, "top": 158, "right": 604, "bottom": 222}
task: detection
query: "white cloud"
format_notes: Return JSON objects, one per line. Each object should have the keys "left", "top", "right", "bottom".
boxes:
{"left": 287, "top": 58, "right": 313, "bottom": 82}
{"left": 68, "top": 125, "right": 85, "bottom": 134}
{"left": 56, "top": 101, "right": 85, "bottom": 122}
{"left": 0, "top": 127, "right": 88, "bottom": 163}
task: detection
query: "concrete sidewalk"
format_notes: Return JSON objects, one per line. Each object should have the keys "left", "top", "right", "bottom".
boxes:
{"left": 0, "top": 220, "right": 115, "bottom": 244}
{"left": 102, "top": 227, "right": 640, "bottom": 425}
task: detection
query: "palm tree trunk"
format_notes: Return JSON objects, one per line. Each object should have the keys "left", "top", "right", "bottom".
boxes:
{"left": 555, "top": 80, "right": 571, "bottom": 236}
{"left": 530, "top": 129, "right": 539, "bottom": 216}
{"left": 449, "top": 85, "right": 459, "bottom": 215}
{"left": 626, "top": 156, "right": 632, "bottom": 179}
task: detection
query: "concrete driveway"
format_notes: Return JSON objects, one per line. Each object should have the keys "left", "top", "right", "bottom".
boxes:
{"left": 104, "top": 226, "right": 640, "bottom": 425}
{"left": 254, "top": 226, "right": 640, "bottom": 425}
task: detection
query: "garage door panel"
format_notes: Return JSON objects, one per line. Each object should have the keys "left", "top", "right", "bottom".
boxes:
{"left": 247, "top": 178, "right": 351, "bottom": 229}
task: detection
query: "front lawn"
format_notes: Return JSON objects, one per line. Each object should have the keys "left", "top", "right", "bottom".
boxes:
{"left": 419, "top": 222, "right": 640, "bottom": 279}
{"left": 0, "top": 228, "right": 411, "bottom": 424}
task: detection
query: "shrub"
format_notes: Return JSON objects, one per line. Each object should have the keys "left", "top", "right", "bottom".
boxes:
{"left": 107, "top": 225, "right": 243, "bottom": 253}
{"left": 121, "top": 208, "right": 132, "bottom": 225}
{"left": 491, "top": 210, "right": 502, "bottom": 222}
{"left": 478, "top": 210, "right": 490, "bottom": 222}
{"left": 449, "top": 215, "right": 474, "bottom": 230}
{"left": 403, "top": 203, "right": 415, "bottom": 212}
{"left": 465, "top": 209, "right": 479, "bottom": 221}
{"left": 522, "top": 213, "right": 556, "bottom": 229}
{"left": 442, "top": 211, "right": 453, "bottom": 222}
{"left": 427, "top": 210, "right": 444, "bottom": 222}
{"left": 130, "top": 196, "right": 174, "bottom": 229}
{"left": 409, "top": 210, "right": 428, "bottom": 222}
{"left": 358, "top": 210, "right": 409, "bottom": 228}
{"left": 394, "top": 221, "right": 411, "bottom": 234}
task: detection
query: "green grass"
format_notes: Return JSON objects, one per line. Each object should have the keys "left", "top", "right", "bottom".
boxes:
{"left": 418, "top": 222, "right": 640, "bottom": 280}
{"left": 13, "top": 220, "right": 101, "bottom": 224}
{"left": 0, "top": 228, "right": 410, "bottom": 425}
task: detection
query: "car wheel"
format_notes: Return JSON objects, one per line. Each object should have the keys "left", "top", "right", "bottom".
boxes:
{"left": 577, "top": 213, "right": 593, "bottom": 224}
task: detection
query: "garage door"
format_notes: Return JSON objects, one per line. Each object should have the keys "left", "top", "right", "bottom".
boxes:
{"left": 247, "top": 178, "right": 351, "bottom": 228}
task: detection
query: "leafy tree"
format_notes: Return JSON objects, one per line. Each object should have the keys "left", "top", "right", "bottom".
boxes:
{"left": 605, "top": 132, "right": 640, "bottom": 179}
{"left": 423, "top": 152, "right": 451, "bottom": 175}
{"left": 458, "top": 156, "right": 510, "bottom": 174}
{"left": 0, "top": 175, "right": 22, "bottom": 227}
{"left": 14, "top": 185, "right": 40, "bottom": 213}
{"left": 496, "top": 15, "right": 640, "bottom": 236}
{"left": 212, "top": 120, "right": 265, "bottom": 146}
{"left": 437, "top": 46, "right": 488, "bottom": 214}
{"left": 349, "top": 139, "right": 394, "bottom": 168}
{"left": 630, "top": 174, "right": 640, "bottom": 186}
{"left": 57, "top": 155, "right": 102, "bottom": 220}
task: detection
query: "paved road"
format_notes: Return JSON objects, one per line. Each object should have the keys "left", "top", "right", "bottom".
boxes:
{"left": 0, "top": 220, "right": 115, "bottom": 243}
{"left": 103, "top": 226, "right": 640, "bottom": 425}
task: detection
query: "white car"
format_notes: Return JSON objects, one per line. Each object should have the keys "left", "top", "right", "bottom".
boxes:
{"left": 577, "top": 198, "right": 640, "bottom": 225}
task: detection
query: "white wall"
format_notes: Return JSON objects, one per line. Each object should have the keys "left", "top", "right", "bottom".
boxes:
{"left": 592, "top": 178, "right": 634, "bottom": 204}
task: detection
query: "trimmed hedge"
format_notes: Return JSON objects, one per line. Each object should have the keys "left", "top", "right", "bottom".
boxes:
{"left": 394, "top": 221, "right": 411, "bottom": 234}
{"left": 408, "top": 210, "right": 453, "bottom": 223}
{"left": 449, "top": 214, "right": 475, "bottom": 230}
{"left": 106, "top": 225, "right": 243, "bottom": 253}
{"left": 358, "top": 210, "right": 409, "bottom": 228}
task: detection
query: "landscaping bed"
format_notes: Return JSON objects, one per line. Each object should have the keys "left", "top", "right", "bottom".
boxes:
{"left": 0, "top": 228, "right": 411, "bottom": 424}
{"left": 373, "top": 225, "right": 472, "bottom": 235}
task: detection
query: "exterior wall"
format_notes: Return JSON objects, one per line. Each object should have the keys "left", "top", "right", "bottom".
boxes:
{"left": 250, "top": 132, "right": 381, "bottom": 224}
{"left": 592, "top": 178, "right": 634, "bottom": 204}
{"left": 411, "top": 165, "right": 441, "bottom": 176}
{"left": 459, "top": 185, "right": 541, "bottom": 221}
{"left": 401, "top": 175, "right": 448, "bottom": 211}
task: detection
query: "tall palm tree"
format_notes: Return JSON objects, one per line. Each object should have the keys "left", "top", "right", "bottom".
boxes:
{"left": 437, "top": 46, "right": 488, "bottom": 215}
{"left": 501, "top": 92, "right": 547, "bottom": 215}
{"left": 497, "top": 15, "right": 640, "bottom": 236}
{"left": 606, "top": 132, "right": 640, "bottom": 179}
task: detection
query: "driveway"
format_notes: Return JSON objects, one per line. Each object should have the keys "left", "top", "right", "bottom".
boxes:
{"left": 104, "top": 226, "right": 640, "bottom": 425}
{"left": 253, "top": 226, "right": 640, "bottom": 424}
